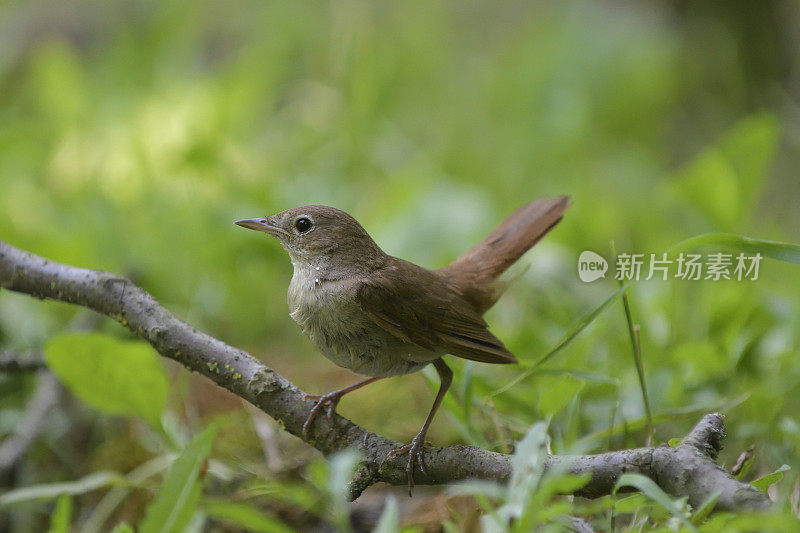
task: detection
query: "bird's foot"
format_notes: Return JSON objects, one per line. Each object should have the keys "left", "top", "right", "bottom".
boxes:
{"left": 302, "top": 391, "right": 343, "bottom": 438}
{"left": 386, "top": 432, "right": 432, "bottom": 496}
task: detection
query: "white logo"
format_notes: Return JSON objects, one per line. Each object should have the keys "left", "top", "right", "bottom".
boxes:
{"left": 578, "top": 251, "right": 608, "bottom": 282}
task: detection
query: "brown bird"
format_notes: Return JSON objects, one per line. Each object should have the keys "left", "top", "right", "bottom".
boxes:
{"left": 235, "top": 196, "right": 569, "bottom": 493}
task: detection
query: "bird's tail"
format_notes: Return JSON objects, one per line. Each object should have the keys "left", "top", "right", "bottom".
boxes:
{"left": 441, "top": 195, "right": 570, "bottom": 311}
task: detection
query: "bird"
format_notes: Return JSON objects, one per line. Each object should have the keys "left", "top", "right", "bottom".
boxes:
{"left": 235, "top": 195, "right": 569, "bottom": 494}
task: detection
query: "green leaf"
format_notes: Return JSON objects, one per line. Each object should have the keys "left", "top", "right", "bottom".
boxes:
{"left": 327, "top": 450, "right": 360, "bottom": 533}
{"left": 373, "top": 495, "right": 399, "bottom": 533}
{"left": 691, "top": 490, "right": 721, "bottom": 525}
{"left": 202, "top": 499, "right": 294, "bottom": 533}
{"left": 750, "top": 464, "right": 790, "bottom": 493}
{"left": 667, "top": 438, "right": 682, "bottom": 447}
{"left": 457, "top": 361, "right": 484, "bottom": 445}
{"left": 613, "top": 473, "right": 696, "bottom": 531}
{"left": 507, "top": 421, "right": 549, "bottom": 511}
{"left": 671, "top": 113, "right": 779, "bottom": 227}
{"left": 236, "top": 480, "right": 318, "bottom": 511}
{"left": 671, "top": 233, "right": 800, "bottom": 265}
{"left": 48, "top": 494, "right": 72, "bottom": 533}
{"left": 717, "top": 113, "right": 779, "bottom": 206}
{"left": 674, "top": 147, "right": 740, "bottom": 227}
{"left": 535, "top": 471, "right": 591, "bottom": 501}
{"left": 445, "top": 480, "right": 506, "bottom": 500}
{"left": 44, "top": 332, "right": 168, "bottom": 426}
{"left": 537, "top": 375, "right": 583, "bottom": 416}
{"left": 482, "top": 421, "right": 549, "bottom": 532}
{"left": 140, "top": 424, "right": 218, "bottom": 533}
{"left": 613, "top": 494, "right": 649, "bottom": 514}
{"left": 0, "top": 471, "right": 125, "bottom": 506}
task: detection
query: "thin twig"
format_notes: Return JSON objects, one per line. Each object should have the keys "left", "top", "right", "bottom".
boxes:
{"left": 0, "top": 371, "right": 61, "bottom": 477}
{"left": 0, "top": 351, "right": 45, "bottom": 373}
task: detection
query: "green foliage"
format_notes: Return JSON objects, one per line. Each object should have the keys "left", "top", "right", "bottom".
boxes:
{"left": 140, "top": 425, "right": 217, "bottom": 533}
{"left": 750, "top": 464, "right": 790, "bottom": 494}
{"left": 0, "top": 471, "right": 125, "bottom": 506}
{"left": 82, "top": 454, "right": 177, "bottom": 533}
{"left": 326, "top": 450, "right": 361, "bottom": 533}
{"left": 613, "top": 473, "right": 694, "bottom": 530}
{"left": 501, "top": 422, "right": 549, "bottom": 522}
{"left": 673, "top": 233, "right": 800, "bottom": 264}
{"left": 44, "top": 332, "right": 168, "bottom": 427}
{"left": 47, "top": 494, "right": 72, "bottom": 533}
{"left": 482, "top": 421, "right": 550, "bottom": 531}
{"left": 237, "top": 478, "right": 321, "bottom": 514}
{"left": 690, "top": 492, "right": 721, "bottom": 525}
{"left": 457, "top": 422, "right": 591, "bottom": 531}
{"left": 536, "top": 374, "right": 583, "bottom": 417}
{"left": 201, "top": 499, "right": 294, "bottom": 533}
{"left": 672, "top": 114, "right": 779, "bottom": 229}
{"left": 492, "top": 282, "right": 633, "bottom": 396}
{"left": 373, "top": 495, "right": 399, "bottom": 533}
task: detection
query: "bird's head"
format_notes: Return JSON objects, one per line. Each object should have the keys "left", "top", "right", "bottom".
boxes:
{"left": 235, "top": 205, "right": 385, "bottom": 275}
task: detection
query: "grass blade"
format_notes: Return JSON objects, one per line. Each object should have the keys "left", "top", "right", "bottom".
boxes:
{"left": 140, "top": 425, "right": 217, "bottom": 533}
{"left": 620, "top": 293, "right": 654, "bottom": 444}
{"left": 491, "top": 282, "right": 632, "bottom": 396}
{"left": 670, "top": 233, "right": 800, "bottom": 264}
{"left": 202, "top": 500, "right": 294, "bottom": 533}
{"left": 613, "top": 473, "right": 696, "bottom": 531}
{"left": 0, "top": 472, "right": 125, "bottom": 506}
{"left": 82, "top": 454, "right": 177, "bottom": 533}
{"left": 691, "top": 491, "right": 721, "bottom": 524}
{"left": 373, "top": 495, "right": 399, "bottom": 533}
{"left": 48, "top": 494, "right": 72, "bottom": 533}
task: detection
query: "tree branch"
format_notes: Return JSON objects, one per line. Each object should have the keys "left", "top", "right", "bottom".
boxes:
{"left": 0, "top": 370, "right": 61, "bottom": 478}
{"left": 0, "top": 351, "right": 45, "bottom": 373}
{"left": 0, "top": 240, "right": 771, "bottom": 511}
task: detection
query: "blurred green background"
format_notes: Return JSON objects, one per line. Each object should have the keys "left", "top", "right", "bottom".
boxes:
{"left": 1, "top": 0, "right": 800, "bottom": 530}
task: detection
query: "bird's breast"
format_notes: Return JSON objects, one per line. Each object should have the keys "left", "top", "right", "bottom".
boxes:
{"left": 286, "top": 268, "right": 437, "bottom": 377}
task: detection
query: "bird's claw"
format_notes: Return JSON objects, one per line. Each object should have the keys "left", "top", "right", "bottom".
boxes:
{"left": 302, "top": 392, "right": 342, "bottom": 438}
{"left": 386, "top": 433, "right": 430, "bottom": 496}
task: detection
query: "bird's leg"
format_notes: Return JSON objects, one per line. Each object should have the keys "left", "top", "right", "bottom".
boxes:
{"left": 386, "top": 359, "right": 452, "bottom": 496}
{"left": 302, "top": 376, "right": 383, "bottom": 438}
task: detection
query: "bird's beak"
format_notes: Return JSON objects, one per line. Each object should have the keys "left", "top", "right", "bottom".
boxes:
{"left": 234, "top": 217, "right": 290, "bottom": 237}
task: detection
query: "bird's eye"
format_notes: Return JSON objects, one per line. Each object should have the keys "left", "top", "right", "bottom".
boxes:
{"left": 295, "top": 217, "right": 313, "bottom": 233}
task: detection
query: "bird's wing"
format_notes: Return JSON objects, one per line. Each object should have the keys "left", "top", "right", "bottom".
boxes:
{"left": 355, "top": 261, "right": 518, "bottom": 365}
